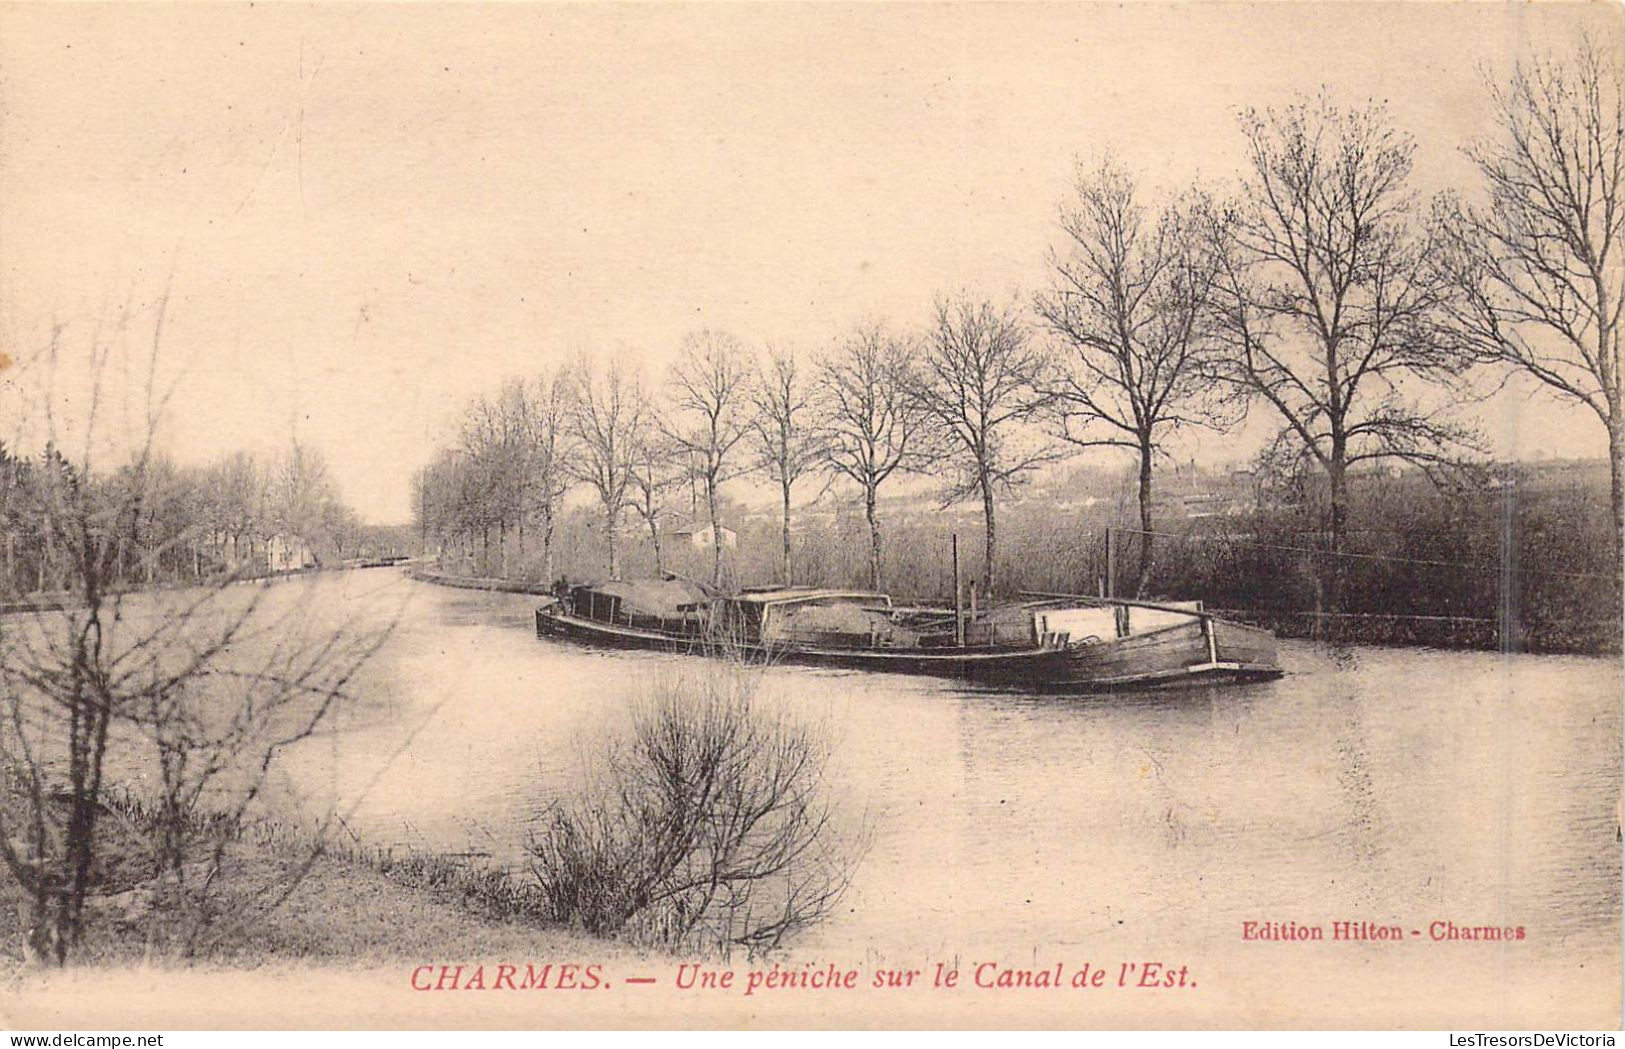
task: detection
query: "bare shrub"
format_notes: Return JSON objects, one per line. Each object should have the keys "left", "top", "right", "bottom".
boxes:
{"left": 526, "top": 668, "right": 862, "bottom": 958}
{"left": 0, "top": 522, "right": 391, "bottom": 963}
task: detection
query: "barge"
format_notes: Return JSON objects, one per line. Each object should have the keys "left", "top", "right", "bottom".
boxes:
{"left": 534, "top": 578, "right": 1283, "bottom": 691}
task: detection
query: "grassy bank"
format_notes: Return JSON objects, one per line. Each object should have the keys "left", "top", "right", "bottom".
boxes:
{"left": 0, "top": 781, "right": 641, "bottom": 969}
{"left": 0, "top": 660, "right": 854, "bottom": 968}
{"left": 403, "top": 566, "right": 555, "bottom": 596}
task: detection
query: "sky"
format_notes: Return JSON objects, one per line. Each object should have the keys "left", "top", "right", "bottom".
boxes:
{"left": 1, "top": 2, "right": 1619, "bottom": 523}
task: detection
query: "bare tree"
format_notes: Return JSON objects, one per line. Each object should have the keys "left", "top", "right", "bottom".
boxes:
{"left": 494, "top": 381, "right": 536, "bottom": 574}
{"left": 269, "top": 442, "right": 343, "bottom": 564}
{"left": 568, "top": 359, "right": 645, "bottom": 579}
{"left": 664, "top": 331, "right": 757, "bottom": 588}
{"left": 627, "top": 426, "right": 685, "bottom": 577}
{"left": 1435, "top": 38, "right": 1625, "bottom": 578}
{"left": 1209, "top": 95, "right": 1475, "bottom": 607}
{"left": 750, "top": 348, "right": 825, "bottom": 586}
{"left": 412, "top": 449, "right": 472, "bottom": 564}
{"left": 915, "top": 295, "right": 1060, "bottom": 594}
{"left": 1035, "top": 160, "right": 1239, "bottom": 594}
{"left": 416, "top": 375, "right": 575, "bottom": 580}
{"left": 109, "top": 567, "right": 385, "bottom": 958}
{"left": 815, "top": 324, "right": 924, "bottom": 592}
{"left": 514, "top": 370, "right": 577, "bottom": 582}
{"left": 457, "top": 391, "right": 516, "bottom": 574}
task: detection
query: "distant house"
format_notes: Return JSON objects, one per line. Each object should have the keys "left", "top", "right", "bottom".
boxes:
{"left": 668, "top": 522, "right": 738, "bottom": 551}
{"left": 266, "top": 533, "right": 316, "bottom": 573}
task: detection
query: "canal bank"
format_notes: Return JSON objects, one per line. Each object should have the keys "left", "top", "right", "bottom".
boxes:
{"left": 0, "top": 775, "right": 639, "bottom": 968}
{"left": 1208, "top": 606, "right": 1622, "bottom": 654}
{"left": 404, "top": 566, "right": 556, "bottom": 596}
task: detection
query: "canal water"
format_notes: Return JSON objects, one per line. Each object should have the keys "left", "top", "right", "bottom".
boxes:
{"left": 244, "top": 569, "right": 1619, "bottom": 1022}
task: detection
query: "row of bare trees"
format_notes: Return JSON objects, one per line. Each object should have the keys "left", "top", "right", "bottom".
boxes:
{"left": 1042, "top": 41, "right": 1625, "bottom": 601}
{"left": 420, "top": 41, "right": 1625, "bottom": 603}
{"left": 417, "top": 299, "right": 1072, "bottom": 597}
{"left": 0, "top": 440, "right": 367, "bottom": 598}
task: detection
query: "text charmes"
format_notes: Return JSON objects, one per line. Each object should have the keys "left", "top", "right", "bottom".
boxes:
{"left": 1242, "top": 920, "right": 1528, "bottom": 942}
{"left": 410, "top": 964, "right": 604, "bottom": 991}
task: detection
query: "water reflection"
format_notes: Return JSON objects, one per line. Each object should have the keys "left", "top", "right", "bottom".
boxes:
{"left": 251, "top": 570, "right": 1618, "bottom": 972}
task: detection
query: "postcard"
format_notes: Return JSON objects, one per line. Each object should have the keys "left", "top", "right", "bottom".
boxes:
{"left": 0, "top": 1, "right": 1619, "bottom": 1031}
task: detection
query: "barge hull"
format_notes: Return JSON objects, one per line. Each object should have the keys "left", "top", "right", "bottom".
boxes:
{"left": 534, "top": 605, "right": 1282, "bottom": 691}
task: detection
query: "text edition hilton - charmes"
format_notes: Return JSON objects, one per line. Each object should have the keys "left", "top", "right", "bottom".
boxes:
{"left": 1242, "top": 920, "right": 1528, "bottom": 942}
